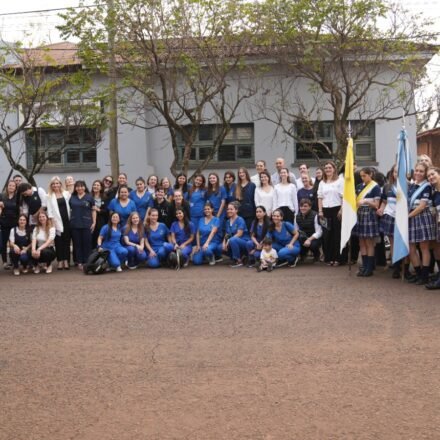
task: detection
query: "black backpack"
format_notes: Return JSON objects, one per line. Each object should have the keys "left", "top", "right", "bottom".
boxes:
{"left": 167, "top": 249, "right": 184, "bottom": 270}
{"left": 83, "top": 249, "right": 111, "bottom": 275}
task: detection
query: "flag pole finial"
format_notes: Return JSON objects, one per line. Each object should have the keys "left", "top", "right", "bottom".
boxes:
{"left": 348, "top": 121, "right": 352, "bottom": 138}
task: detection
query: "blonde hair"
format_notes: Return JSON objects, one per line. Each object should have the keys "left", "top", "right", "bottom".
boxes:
{"left": 47, "top": 176, "right": 65, "bottom": 195}
{"left": 36, "top": 211, "right": 53, "bottom": 237}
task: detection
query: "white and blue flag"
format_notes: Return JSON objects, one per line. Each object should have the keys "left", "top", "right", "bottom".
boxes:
{"left": 392, "top": 128, "right": 410, "bottom": 263}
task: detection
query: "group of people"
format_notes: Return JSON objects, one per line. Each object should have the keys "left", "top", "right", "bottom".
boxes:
{"left": 0, "top": 154, "right": 439, "bottom": 288}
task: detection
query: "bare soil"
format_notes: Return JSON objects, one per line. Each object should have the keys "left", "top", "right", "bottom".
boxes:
{"left": 1, "top": 263, "right": 440, "bottom": 439}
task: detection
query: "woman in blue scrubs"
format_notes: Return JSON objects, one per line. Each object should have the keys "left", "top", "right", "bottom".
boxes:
{"left": 123, "top": 211, "right": 147, "bottom": 269}
{"left": 223, "top": 171, "right": 236, "bottom": 205}
{"left": 108, "top": 185, "right": 137, "bottom": 227}
{"left": 269, "top": 208, "right": 300, "bottom": 267}
{"left": 144, "top": 208, "right": 173, "bottom": 268}
{"left": 218, "top": 201, "right": 250, "bottom": 268}
{"left": 246, "top": 205, "right": 270, "bottom": 266}
{"left": 129, "top": 177, "right": 153, "bottom": 223}
{"left": 193, "top": 201, "right": 223, "bottom": 265}
{"left": 188, "top": 174, "right": 207, "bottom": 229}
{"left": 97, "top": 212, "right": 128, "bottom": 272}
{"left": 207, "top": 172, "right": 226, "bottom": 220}
{"left": 169, "top": 208, "right": 196, "bottom": 266}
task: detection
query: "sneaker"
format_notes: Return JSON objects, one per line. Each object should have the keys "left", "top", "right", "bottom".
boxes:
{"left": 3, "top": 263, "right": 12, "bottom": 270}
{"left": 267, "top": 264, "right": 273, "bottom": 272}
{"left": 230, "top": 260, "right": 243, "bottom": 268}
{"left": 276, "top": 261, "right": 288, "bottom": 268}
{"left": 288, "top": 257, "right": 299, "bottom": 268}
{"left": 256, "top": 266, "right": 262, "bottom": 272}
{"left": 22, "top": 267, "right": 28, "bottom": 274}
{"left": 209, "top": 255, "right": 216, "bottom": 266}
{"left": 13, "top": 268, "right": 20, "bottom": 276}
{"left": 183, "top": 260, "right": 189, "bottom": 268}
{"left": 33, "top": 265, "right": 40, "bottom": 274}
{"left": 116, "top": 266, "right": 123, "bottom": 272}
{"left": 215, "top": 257, "right": 224, "bottom": 263}
{"left": 46, "top": 265, "right": 53, "bottom": 274}
{"left": 128, "top": 265, "right": 138, "bottom": 270}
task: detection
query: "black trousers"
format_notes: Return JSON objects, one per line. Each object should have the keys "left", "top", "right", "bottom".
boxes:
{"left": 300, "top": 238, "right": 321, "bottom": 259}
{"left": 278, "top": 206, "right": 295, "bottom": 224}
{"left": 1, "top": 225, "right": 12, "bottom": 263}
{"left": 55, "top": 226, "right": 71, "bottom": 262}
{"left": 29, "top": 247, "right": 56, "bottom": 265}
{"left": 322, "top": 206, "right": 341, "bottom": 263}
{"left": 71, "top": 228, "right": 92, "bottom": 264}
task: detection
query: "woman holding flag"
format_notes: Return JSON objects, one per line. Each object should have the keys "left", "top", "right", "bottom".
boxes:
{"left": 406, "top": 162, "right": 435, "bottom": 285}
{"left": 353, "top": 168, "right": 381, "bottom": 277}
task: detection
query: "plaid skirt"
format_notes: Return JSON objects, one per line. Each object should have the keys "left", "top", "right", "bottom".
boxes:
{"left": 353, "top": 206, "right": 379, "bottom": 238}
{"left": 380, "top": 214, "right": 395, "bottom": 237}
{"left": 409, "top": 208, "right": 435, "bottom": 243}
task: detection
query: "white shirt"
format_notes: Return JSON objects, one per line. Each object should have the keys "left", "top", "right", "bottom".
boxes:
{"left": 261, "top": 248, "right": 278, "bottom": 264}
{"left": 46, "top": 191, "right": 71, "bottom": 234}
{"left": 317, "top": 179, "right": 343, "bottom": 208}
{"left": 271, "top": 171, "right": 297, "bottom": 186}
{"left": 32, "top": 227, "right": 56, "bottom": 248}
{"left": 254, "top": 186, "right": 274, "bottom": 215}
{"left": 250, "top": 174, "right": 261, "bottom": 188}
{"left": 273, "top": 183, "right": 298, "bottom": 214}
{"left": 21, "top": 187, "right": 47, "bottom": 226}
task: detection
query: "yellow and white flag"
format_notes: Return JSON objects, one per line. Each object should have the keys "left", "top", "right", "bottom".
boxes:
{"left": 340, "top": 136, "right": 357, "bottom": 252}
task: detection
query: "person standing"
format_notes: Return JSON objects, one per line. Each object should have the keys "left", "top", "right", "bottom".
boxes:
{"left": 91, "top": 180, "right": 109, "bottom": 249}
{"left": 69, "top": 181, "right": 96, "bottom": 270}
{"left": 235, "top": 167, "right": 256, "bottom": 230}
{"left": 352, "top": 168, "right": 381, "bottom": 277}
{"left": 254, "top": 171, "right": 274, "bottom": 216}
{"left": 17, "top": 183, "right": 47, "bottom": 227}
{"left": 0, "top": 180, "right": 18, "bottom": 269}
{"left": 152, "top": 187, "right": 172, "bottom": 227}
{"left": 317, "top": 161, "right": 343, "bottom": 266}
{"left": 273, "top": 168, "right": 298, "bottom": 224}
{"left": 108, "top": 185, "right": 137, "bottom": 227}
{"left": 129, "top": 177, "right": 153, "bottom": 223}
{"left": 250, "top": 160, "right": 266, "bottom": 187}
{"left": 46, "top": 176, "right": 71, "bottom": 270}
{"left": 188, "top": 174, "right": 207, "bottom": 229}
{"left": 222, "top": 171, "right": 237, "bottom": 205}
{"left": 271, "top": 158, "right": 296, "bottom": 186}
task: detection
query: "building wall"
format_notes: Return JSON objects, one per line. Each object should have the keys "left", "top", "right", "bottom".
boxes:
{"left": 0, "top": 66, "right": 419, "bottom": 189}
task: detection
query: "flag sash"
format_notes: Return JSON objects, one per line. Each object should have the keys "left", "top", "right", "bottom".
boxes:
{"left": 409, "top": 181, "right": 429, "bottom": 210}
{"left": 356, "top": 181, "right": 378, "bottom": 204}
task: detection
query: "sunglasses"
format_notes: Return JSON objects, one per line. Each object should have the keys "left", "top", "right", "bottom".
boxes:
{"left": 104, "top": 179, "right": 113, "bottom": 184}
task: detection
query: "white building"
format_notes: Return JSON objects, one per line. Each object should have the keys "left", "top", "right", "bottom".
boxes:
{"left": 0, "top": 42, "right": 435, "bottom": 188}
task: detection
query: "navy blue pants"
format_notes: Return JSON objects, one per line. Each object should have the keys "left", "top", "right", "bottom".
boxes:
{"left": 71, "top": 228, "right": 92, "bottom": 264}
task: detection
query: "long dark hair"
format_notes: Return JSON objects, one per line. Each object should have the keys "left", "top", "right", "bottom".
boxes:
{"left": 72, "top": 180, "right": 90, "bottom": 196}
{"left": 223, "top": 171, "right": 235, "bottom": 192}
{"left": 91, "top": 179, "right": 104, "bottom": 198}
{"left": 16, "top": 213, "right": 31, "bottom": 239}
{"left": 235, "top": 167, "right": 251, "bottom": 200}
{"left": 175, "top": 207, "right": 191, "bottom": 234}
{"left": 174, "top": 173, "right": 189, "bottom": 193}
{"left": 188, "top": 174, "right": 206, "bottom": 196}
{"left": 250, "top": 205, "right": 270, "bottom": 239}
{"left": 269, "top": 208, "right": 284, "bottom": 232}
{"left": 106, "top": 212, "right": 120, "bottom": 240}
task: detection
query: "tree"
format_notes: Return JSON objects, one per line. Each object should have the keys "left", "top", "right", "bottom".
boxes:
{"left": 252, "top": 0, "right": 437, "bottom": 165}
{"left": 60, "top": 0, "right": 259, "bottom": 178}
{"left": 0, "top": 43, "right": 105, "bottom": 186}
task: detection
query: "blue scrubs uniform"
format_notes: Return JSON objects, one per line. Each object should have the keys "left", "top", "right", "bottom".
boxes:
{"left": 145, "top": 223, "right": 173, "bottom": 268}
{"left": 123, "top": 229, "right": 147, "bottom": 267}
{"left": 129, "top": 190, "right": 153, "bottom": 222}
{"left": 193, "top": 217, "right": 223, "bottom": 265}
{"left": 246, "top": 222, "right": 268, "bottom": 261}
{"left": 188, "top": 189, "right": 207, "bottom": 228}
{"left": 208, "top": 187, "right": 227, "bottom": 219}
{"left": 108, "top": 198, "right": 137, "bottom": 227}
{"left": 218, "top": 215, "right": 249, "bottom": 261}
{"left": 100, "top": 224, "right": 129, "bottom": 268}
{"left": 268, "top": 221, "right": 300, "bottom": 263}
{"left": 170, "top": 221, "right": 196, "bottom": 262}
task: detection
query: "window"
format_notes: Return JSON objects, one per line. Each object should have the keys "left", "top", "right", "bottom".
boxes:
{"left": 177, "top": 123, "right": 254, "bottom": 164}
{"left": 295, "top": 121, "right": 375, "bottom": 161}
{"left": 26, "top": 127, "right": 99, "bottom": 170}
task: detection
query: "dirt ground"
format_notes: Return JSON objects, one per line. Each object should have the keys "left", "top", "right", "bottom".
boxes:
{"left": 1, "top": 263, "right": 440, "bottom": 440}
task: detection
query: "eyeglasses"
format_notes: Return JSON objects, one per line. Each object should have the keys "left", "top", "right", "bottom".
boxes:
{"left": 104, "top": 179, "right": 113, "bottom": 184}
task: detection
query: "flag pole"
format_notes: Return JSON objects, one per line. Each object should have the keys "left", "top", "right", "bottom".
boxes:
{"left": 348, "top": 122, "right": 352, "bottom": 274}
{"left": 401, "top": 111, "right": 406, "bottom": 281}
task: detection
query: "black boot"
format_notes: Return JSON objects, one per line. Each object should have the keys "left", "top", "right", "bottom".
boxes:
{"left": 363, "top": 256, "right": 374, "bottom": 277}
{"left": 408, "top": 266, "right": 421, "bottom": 283}
{"left": 357, "top": 255, "right": 367, "bottom": 276}
{"left": 416, "top": 266, "right": 430, "bottom": 285}
{"left": 426, "top": 275, "right": 440, "bottom": 290}
{"left": 392, "top": 261, "right": 401, "bottom": 279}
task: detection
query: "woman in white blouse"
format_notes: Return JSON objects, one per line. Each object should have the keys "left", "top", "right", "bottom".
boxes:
{"left": 317, "top": 161, "right": 344, "bottom": 265}
{"left": 30, "top": 211, "right": 56, "bottom": 274}
{"left": 254, "top": 171, "right": 274, "bottom": 216}
{"left": 273, "top": 168, "right": 298, "bottom": 223}
{"left": 46, "top": 176, "right": 71, "bottom": 270}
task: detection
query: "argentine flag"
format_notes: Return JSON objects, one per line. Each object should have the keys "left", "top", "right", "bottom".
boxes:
{"left": 392, "top": 129, "right": 409, "bottom": 263}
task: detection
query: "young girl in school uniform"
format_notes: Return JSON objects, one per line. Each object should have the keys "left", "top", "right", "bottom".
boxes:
{"left": 407, "top": 162, "right": 436, "bottom": 285}
{"left": 353, "top": 168, "right": 381, "bottom": 277}
{"left": 123, "top": 212, "right": 147, "bottom": 269}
